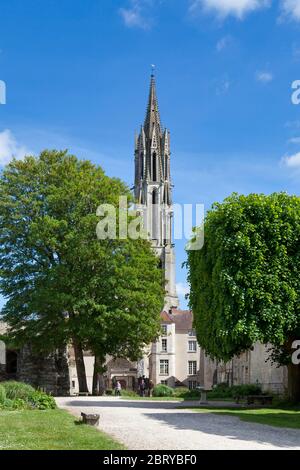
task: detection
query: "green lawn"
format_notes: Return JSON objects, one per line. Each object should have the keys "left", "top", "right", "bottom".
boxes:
{"left": 191, "top": 407, "right": 300, "bottom": 429}
{"left": 0, "top": 409, "right": 125, "bottom": 450}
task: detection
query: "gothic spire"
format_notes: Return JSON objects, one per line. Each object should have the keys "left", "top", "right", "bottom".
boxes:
{"left": 144, "top": 71, "right": 162, "bottom": 139}
{"left": 134, "top": 70, "right": 179, "bottom": 309}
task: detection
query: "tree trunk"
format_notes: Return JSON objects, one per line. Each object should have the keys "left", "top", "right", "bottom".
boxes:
{"left": 287, "top": 363, "right": 300, "bottom": 403}
{"left": 98, "top": 372, "right": 106, "bottom": 396}
{"left": 92, "top": 359, "right": 99, "bottom": 396}
{"left": 73, "top": 339, "right": 88, "bottom": 393}
{"left": 92, "top": 355, "right": 106, "bottom": 396}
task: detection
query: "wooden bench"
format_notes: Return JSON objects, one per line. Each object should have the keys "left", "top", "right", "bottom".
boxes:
{"left": 247, "top": 395, "right": 273, "bottom": 405}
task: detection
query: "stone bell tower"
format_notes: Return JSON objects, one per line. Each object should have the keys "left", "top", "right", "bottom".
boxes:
{"left": 134, "top": 71, "right": 179, "bottom": 310}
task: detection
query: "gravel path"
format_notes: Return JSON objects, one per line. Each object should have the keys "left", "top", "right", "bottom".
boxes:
{"left": 56, "top": 396, "right": 300, "bottom": 450}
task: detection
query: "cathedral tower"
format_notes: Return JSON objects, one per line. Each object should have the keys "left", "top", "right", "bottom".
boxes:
{"left": 134, "top": 72, "right": 179, "bottom": 310}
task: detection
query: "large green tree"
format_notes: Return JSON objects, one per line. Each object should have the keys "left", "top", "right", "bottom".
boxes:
{"left": 187, "top": 192, "right": 300, "bottom": 401}
{"left": 0, "top": 150, "right": 164, "bottom": 392}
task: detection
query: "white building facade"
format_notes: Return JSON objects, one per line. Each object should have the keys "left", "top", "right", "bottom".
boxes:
{"left": 148, "top": 309, "right": 200, "bottom": 389}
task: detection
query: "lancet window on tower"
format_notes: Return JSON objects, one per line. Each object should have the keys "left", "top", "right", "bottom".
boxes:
{"left": 152, "top": 188, "right": 157, "bottom": 205}
{"left": 165, "top": 156, "right": 168, "bottom": 180}
{"left": 140, "top": 153, "right": 144, "bottom": 178}
{"left": 152, "top": 189, "right": 158, "bottom": 240}
{"left": 152, "top": 152, "right": 157, "bottom": 182}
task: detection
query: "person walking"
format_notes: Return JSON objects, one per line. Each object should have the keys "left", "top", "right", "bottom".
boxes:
{"left": 140, "top": 379, "right": 145, "bottom": 397}
{"left": 148, "top": 380, "right": 154, "bottom": 397}
{"left": 115, "top": 380, "right": 122, "bottom": 396}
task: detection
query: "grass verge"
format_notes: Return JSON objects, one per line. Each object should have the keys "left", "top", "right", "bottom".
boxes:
{"left": 190, "top": 407, "right": 300, "bottom": 429}
{"left": 0, "top": 409, "right": 125, "bottom": 450}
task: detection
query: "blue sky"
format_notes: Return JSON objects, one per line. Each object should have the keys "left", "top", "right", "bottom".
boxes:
{"left": 0, "top": 0, "right": 300, "bottom": 308}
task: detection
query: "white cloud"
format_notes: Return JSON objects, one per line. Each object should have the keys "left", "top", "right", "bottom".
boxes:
{"left": 189, "top": 0, "right": 271, "bottom": 19}
{"left": 216, "top": 78, "right": 231, "bottom": 95}
{"left": 216, "top": 35, "right": 232, "bottom": 51}
{"left": 255, "top": 71, "right": 273, "bottom": 83}
{"left": 281, "top": 0, "right": 300, "bottom": 22}
{"left": 119, "top": 0, "right": 152, "bottom": 29}
{"left": 0, "top": 129, "right": 29, "bottom": 166}
{"left": 282, "top": 152, "right": 300, "bottom": 168}
{"left": 288, "top": 136, "right": 300, "bottom": 144}
{"left": 176, "top": 282, "right": 190, "bottom": 298}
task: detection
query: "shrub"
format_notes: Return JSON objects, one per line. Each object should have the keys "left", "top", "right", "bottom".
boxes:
{"left": 0, "top": 398, "right": 29, "bottom": 410}
{"left": 2, "top": 381, "right": 35, "bottom": 400}
{"left": 0, "top": 398, "right": 14, "bottom": 409}
{"left": 174, "top": 387, "right": 201, "bottom": 399}
{"left": 207, "top": 383, "right": 232, "bottom": 399}
{"left": 0, "top": 381, "right": 56, "bottom": 410}
{"left": 173, "top": 387, "right": 189, "bottom": 398}
{"left": 231, "top": 384, "right": 262, "bottom": 399}
{"left": 28, "top": 391, "right": 56, "bottom": 410}
{"left": 0, "top": 385, "right": 6, "bottom": 404}
{"left": 11, "top": 398, "right": 30, "bottom": 410}
{"left": 207, "top": 383, "right": 263, "bottom": 400}
{"left": 152, "top": 384, "right": 174, "bottom": 397}
{"left": 105, "top": 389, "right": 113, "bottom": 396}
{"left": 184, "top": 388, "right": 200, "bottom": 399}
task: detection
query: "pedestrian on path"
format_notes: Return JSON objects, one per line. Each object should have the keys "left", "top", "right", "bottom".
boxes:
{"left": 115, "top": 381, "right": 122, "bottom": 396}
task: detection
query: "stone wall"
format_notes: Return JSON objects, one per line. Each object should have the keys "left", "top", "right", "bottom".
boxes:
{"left": 212, "top": 343, "right": 288, "bottom": 395}
{"left": 249, "top": 343, "right": 288, "bottom": 395}
{"left": 17, "top": 345, "right": 70, "bottom": 396}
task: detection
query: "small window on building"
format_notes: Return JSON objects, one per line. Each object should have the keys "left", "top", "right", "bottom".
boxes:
{"left": 188, "top": 381, "right": 197, "bottom": 390}
{"left": 188, "top": 340, "right": 197, "bottom": 352}
{"left": 161, "top": 325, "right": 167, "bottom": 336}
{"left": 160, "top": 359, "right": 169, "bottom": 375}
{"left": 162, "top": 338, "right": 167, "bottom": 352}
{"left": 72, "top": 380, "right": 76, "bottom": 389}
{"left": 188, "top": 329, "right": 196, "bottom": 337}
{"left": 188, "top": 360, "right": 197, "bottom": 376}
{"left": 161, "top": 380, "right": 168, "bottom": 386}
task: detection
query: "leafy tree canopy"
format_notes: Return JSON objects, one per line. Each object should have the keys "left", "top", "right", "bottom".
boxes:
{"left": 187, "top": 192, "right": 300, "bottom": 362}
{"left": 0, "top": 150, "right": 164, "bottom": 362}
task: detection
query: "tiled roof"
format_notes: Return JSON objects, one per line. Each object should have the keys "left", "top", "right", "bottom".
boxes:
{"left": 160, "top": 310, "right": 173, "bottom": 323}
{"left": 160, "top": 308, "right": 193, "bottom": 331}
